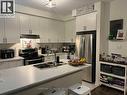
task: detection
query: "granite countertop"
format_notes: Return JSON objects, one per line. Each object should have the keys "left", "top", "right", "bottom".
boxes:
{"left": 0, "top": 56, "right": 24, "bottom": 62}
{"left": 0, "top": 62, "right": 90, "bottom": 95}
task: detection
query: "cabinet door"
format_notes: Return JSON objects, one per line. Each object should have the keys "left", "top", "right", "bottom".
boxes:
{"left": 65, "top": 20, "right": 76, "bottom": 43}
{"left": 49, "top": 20, "right": 59, "bottom": 43}
{"left": 0, "top": 62, "right": 9, "bottom": 70}
{"left": 39, "top": 18, "right": 49, "bottom": 43}
{"left": 76, "top": 12, "right": 97, "bottom": 32}
{"left": 8, "top": 60, "right": 23, "bottom": 68}
{"left": 7, "top": 61, "right": 17, "bottom": 68}
{"left": 13, "top": 70, "right": 83, "bottom": 95}
{"left": 19, "top": 14, "right": 30, "bottom": 34}
{"left": 0, "top": 18, "right": 4, "bottom": 43}
{"left": 16, "top": 60, "right": 23, "bottom": 67}
{"left": 5, "top": 13, "right": 20, "bottom": 43}
{"left": 55, "top": 21, "right": 65, "bottom": 43}
{"left": 50, "top": 20, "right": 65, "bottom": 43}
{"left": 39, "top": 18, "right": 65, "bottom": 43}
{"left": 30, "top": 16, "right": 40, "bottom": 35}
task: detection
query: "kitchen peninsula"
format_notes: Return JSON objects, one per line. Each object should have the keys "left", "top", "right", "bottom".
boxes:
{"left": 0, "top": 63, "right": 90, "bottom": 95}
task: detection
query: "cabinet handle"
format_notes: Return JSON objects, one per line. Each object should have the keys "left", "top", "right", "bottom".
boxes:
{"left": 71, "top": 38, "right": 73, "bottom": 42}
{"left": 83, "top": 26, "right": 87, "bottom": 30}
{"left": 3, "top": 37, "right": 7, "bottom": 43}
{"left": 48, "top": 39, "right": 51, "bottom": 42}
{"left": 29, "top": 30, "right": 32, "bottom": 34}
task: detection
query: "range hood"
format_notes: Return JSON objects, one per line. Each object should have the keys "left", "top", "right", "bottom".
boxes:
{"left": 20, "top": 34, "right": 40, "bottom": 39}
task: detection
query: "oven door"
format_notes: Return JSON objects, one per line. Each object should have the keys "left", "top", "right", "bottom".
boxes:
{"left": 25, "top": 57, "right": 44, "bottom": 65}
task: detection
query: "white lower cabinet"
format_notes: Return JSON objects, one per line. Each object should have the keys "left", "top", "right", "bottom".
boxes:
{"left": 8, "top": 60, "right": 23, "bottom": 68}
{"left": 0, "top": 60, "right": 23, "bottom": 70}
{"left": 13, "top": 70, "right": 84, "bottom": 95}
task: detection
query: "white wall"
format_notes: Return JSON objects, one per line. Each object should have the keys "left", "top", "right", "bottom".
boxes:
{"left": 108, "top": 0, "right": 127, "bottom": 57}
{"left": 94, "top": 1, "right": 110, "bottom": 85}
{"left": 16, "top": 4, "right": 64, "bottom": 21}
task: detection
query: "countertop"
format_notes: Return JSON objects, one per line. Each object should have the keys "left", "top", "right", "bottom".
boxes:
{"left": 39, "top": 52, "right": 68, "bottom": 57}
{"left": 0, "top": 56, "right": 24, "bottom": 62}
{"left": 0, "top": 62, "right": 90, "bottom": 95}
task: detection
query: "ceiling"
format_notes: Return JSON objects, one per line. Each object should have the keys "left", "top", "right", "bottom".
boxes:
{"left": 15, "top": 0, "right": 112, "bottom": 16}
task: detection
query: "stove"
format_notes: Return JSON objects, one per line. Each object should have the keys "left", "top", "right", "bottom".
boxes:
{"left": 19, "top": 48, "right": 44, "bottom": 65}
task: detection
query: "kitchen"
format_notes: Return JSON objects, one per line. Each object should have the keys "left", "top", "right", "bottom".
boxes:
{"left": 0, "top": 0, "right": 127, "bottom": 95}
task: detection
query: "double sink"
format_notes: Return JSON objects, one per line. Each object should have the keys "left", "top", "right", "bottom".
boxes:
{"left": 34, "top": 61, "right": 65, "bottom": 69}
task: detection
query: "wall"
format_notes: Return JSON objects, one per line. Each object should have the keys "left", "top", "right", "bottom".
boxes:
{"left": 94, "top": 1, "right": 110, "bottom": 85}
{"left": 108, "top": 0, "right": 127, "bottom": 57}
{"left": 16, "top": 4, "right": 64, "bottom": 21}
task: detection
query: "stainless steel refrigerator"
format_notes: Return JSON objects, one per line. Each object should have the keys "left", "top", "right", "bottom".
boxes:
{"left": 75, "top": 30, "right": 96, "bottom": 83}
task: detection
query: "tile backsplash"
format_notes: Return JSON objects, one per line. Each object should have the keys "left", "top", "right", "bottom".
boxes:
{"left": 0, "top": 43, "right": 74, "bottom": 56}
{"left": 0, "top": 43, "right": 21, "bottom": 57}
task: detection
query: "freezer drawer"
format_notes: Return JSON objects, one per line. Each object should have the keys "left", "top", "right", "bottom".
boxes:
{"left": 83, "top": 64, "right": 92, "bottom": 82}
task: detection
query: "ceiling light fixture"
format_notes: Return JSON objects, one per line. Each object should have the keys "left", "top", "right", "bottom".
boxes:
{"left": 42, "top": 0, "right": 56, "bottom": 8}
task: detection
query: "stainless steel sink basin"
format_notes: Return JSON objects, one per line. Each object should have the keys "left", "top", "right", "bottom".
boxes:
{"left": 34, "top": 61, "right": 64, "bottom": 69}
{"left": 34, "top": 64, "right": 51, "bottom": 68}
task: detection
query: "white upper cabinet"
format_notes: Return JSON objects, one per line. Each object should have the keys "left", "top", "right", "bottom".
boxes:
{"left": 49, "top": 20, "right": 65, "bottom": 43}
{"left": 47, "top": 19, "right": 58, "bottom": 43}
{"left": 0, "top": 18, "right": 4, "bottom": 43}
{"left": 76, "top": 12, "right": 97, "bottom": 32}
{"left": 39, "top": 17, "right": 65, "bottom": 43}
{"left": 56, "top": 21, "right": 65, "bottom": 43}
{"left": 0, "top": 13, "right": 20, "bottom": 43}
{"left": 39, "top": 17, "right": 50, "bottom": 43}
{"left": 19, "top": 14, "right": 30, "bottom": 34}
{"left": 65, "top": 20, "right": 76, "bottom": 43}
{"left": 30, "top": 16, "right": 41, "bottom": 35}
{"left": 5, "top": 13, "right": 20, "bottom": 43}
{"left": 19, "top": 14, "right": 41, "bottom": 35}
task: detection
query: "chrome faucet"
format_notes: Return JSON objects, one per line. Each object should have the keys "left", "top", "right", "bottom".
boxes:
{"left": 53, "top": 52, "right": 57, "bottom": 66}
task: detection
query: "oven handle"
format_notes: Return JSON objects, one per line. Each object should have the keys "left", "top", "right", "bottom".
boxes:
{"left": 26, "top": 58, "right": 42, "bottom": 62}
{"left": 25, "top": 58, "right": 44, "bottom": 65}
